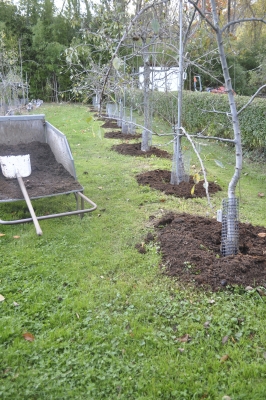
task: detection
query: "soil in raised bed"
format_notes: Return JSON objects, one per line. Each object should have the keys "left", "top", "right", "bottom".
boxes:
{"left": 0, "top": 141, "right": 83, "bottom": 200}
{"left": 137, "top": 212, "right": 266, "bottom": 292}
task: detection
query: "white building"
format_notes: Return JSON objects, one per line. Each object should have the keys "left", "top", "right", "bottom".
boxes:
{"left": 139, "top": 66, "right": 181, "bottom": 92}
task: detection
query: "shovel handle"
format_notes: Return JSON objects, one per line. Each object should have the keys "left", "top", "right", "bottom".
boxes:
{"left": 16, "top": 173, "right": 43, "bottom": 236}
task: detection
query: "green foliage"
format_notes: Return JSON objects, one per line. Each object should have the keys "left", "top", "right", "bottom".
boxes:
{"left": 129, "top": 89, "right": 266, "bottom": 152}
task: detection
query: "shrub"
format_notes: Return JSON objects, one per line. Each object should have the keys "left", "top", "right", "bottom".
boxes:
{"left": 128, "top": 89, "right": 266, "bottom": 152}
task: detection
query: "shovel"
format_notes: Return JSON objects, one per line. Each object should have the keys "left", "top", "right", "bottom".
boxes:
{"left": 0, "top": 154, "right": 43, "bottom": 236}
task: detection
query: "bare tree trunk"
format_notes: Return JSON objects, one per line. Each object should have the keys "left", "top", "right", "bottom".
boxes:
{"left": 210, "top": 0, "right": 242, "bottom": 255}
{"left": 170, "top": 0, "right": 186, "bottom": 184}
{"left": 141, "top": 36, "right": 152, "bottom": 152}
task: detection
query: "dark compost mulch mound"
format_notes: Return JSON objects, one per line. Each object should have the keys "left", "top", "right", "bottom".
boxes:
{"left": 104, "top": 131, "right": 141, "bottom": 140}
{"left": 138, "top": 212, "right": 266, "bottom": 292}
{"left": 136, "top": 169, "right": 222, "bottom": 199}
{"left": 111, "top": 142, "right": 171, "bottom": 158}
{"left": 101, "top": 120, "right": 120, "bottom": 129}
{"left": 0, "top": 142, "right": 83, "bottom": 200}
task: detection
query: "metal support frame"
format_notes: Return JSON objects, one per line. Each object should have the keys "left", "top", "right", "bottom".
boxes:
{"left": 0, "top": 191, "right": 97, "bottom": 226}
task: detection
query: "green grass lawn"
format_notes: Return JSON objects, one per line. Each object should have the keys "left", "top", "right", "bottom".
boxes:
{"left": 1, "top": 103, "right": 266, "bottom": 400}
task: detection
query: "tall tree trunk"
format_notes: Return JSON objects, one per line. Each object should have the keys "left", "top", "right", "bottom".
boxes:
{"left": 170, "top": 0, "right": 186, "bottom": 184}
{"left": 141, "top": 36, "right": 152, "bottom": 152}
{"left": 210, "top": 0, "right": 242, "bottom": 255}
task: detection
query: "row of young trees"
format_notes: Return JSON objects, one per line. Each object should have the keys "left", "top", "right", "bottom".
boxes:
{"left": 0, "top": 0, "right": 265, "bottom": 103}
{"left": 0, "top": 0, "right": 265, "bottom": 256}
{"left": 63, "top": 0, "right": 265, "bottom": 257}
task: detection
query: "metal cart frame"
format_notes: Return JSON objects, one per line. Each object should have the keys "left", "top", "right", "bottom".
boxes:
{"left": 0, "top": 114, "right": 97, "bottom": 228}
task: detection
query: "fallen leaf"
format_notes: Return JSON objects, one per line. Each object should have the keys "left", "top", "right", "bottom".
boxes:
{"left": 76, "top": 313, "right": 80, "bottom": 319}
{"left": 245, "top": 286, "right": 253, "bottom": 291}
{"left": 177, "top": 334, "right": 191, "bottom": 343}
{"left": 0, "top": 294, "right": 5, "bottom": 302}
{"left": 23, "top": 332, "right": 35, "bottom": 342}
{"left": 258, "top": 192, "right": 264, "bottom": 197}
{"left": 222, "top": 396, "right": 232, "bottom": 400}
{"left": 13, "top": 235, "right": 20, "bottom": 239}
{"left": 13, "top": 301, "right": 19, "bottom": 307}
{"left": 257, "top": 288, "right": 266, "bottom": 297}
{"left": 214, "top": 159, "right": 225, "bottom": 168}
{"left": 220, "top": 354, "right": 229, "bottom": 362}
{"left": 222, "top": 335, "right": 229, "bottom": 344}
{"left": 0, "top": 233, "right": 5, "bottom": 237}
{"left": 178, "top": 348, "right": 185, "bottom": 353}
{"left": 258, "top": 232, "right": 266, "bottom": 238}
{"left": 98, "top": 186, "right": 103, "bottom": 190}
{"left": 208, "top": 299, "right": 215, "bottom": 304}
{"left": 193, "top": 172, "right": 200, "bottom": 184}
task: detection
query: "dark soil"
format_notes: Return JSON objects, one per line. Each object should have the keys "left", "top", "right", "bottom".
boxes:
{"left": 138, "top": 212, "right": 266, "bottom": 292}
{"left": 112, "top": 141, "right": 266, "bottom": 292}
{"left": 104, "top": 131, "right": 141, "bottom": 140}
{"left": 136, "top": 169, "right": 222, "bottom": 199}
{"left": 0, "top": 142, "right": 83, "bottom": 200}
{"left": 112, "top": 142, "right": 171, "bottom": 158}
{"left": 101, "top": 120, "right": 120, "bottom": 129}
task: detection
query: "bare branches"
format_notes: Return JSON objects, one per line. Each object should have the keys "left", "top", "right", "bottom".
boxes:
{"left": 99, "top": 0, "right": 170, "bottom": 110}
{"left": 187, "top": 0, "right": 216, "bottom": 31}
{"left": 222, "top": 17, "right": 266, "bottom": 33}
{"left": 188, "top": 0, "right": 266, "bottom": 36}
{"left": 191, "top": 132, "right": 235, "bottom": 144}
{"left": 237, "top": 84, "right": 266, "bottom": 115}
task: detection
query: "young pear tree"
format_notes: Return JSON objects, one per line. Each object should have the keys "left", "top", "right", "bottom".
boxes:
{"left": 188, "top": 0, "right": 266, "bottom": 255}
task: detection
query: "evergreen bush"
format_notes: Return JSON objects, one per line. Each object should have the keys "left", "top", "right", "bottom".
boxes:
{"left": 129, "top": 90, "right": 266, "bottom": 152}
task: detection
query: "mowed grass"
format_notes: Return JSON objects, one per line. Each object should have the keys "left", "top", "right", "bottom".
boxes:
{"left": 0, "top": 103, "right": 266, "bottom": 400}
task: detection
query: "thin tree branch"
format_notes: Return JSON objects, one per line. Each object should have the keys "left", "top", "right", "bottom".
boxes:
{"left": 183, "top": 0, "right": 200, "bottom": 47}
{"left": 187, "top": 0, "right": 217, "bottom": 31}
{"left": 190, "top": 133, "right": 235, "bottom": 143}
{"left": 181, "top": 126, "right": 212, "bottom": 207}
{"left": 222, "top": 17, "right": 266, "bottom": 33}
{"left": 237, "top": 84, "right": 266, "bottom": 115}
{"left": 200, "top": 107, "right": 231, "bottom": 116}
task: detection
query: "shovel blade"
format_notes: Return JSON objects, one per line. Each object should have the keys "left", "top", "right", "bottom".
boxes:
{"left": 0, "top": 154, "right": 31, "bottom": 179}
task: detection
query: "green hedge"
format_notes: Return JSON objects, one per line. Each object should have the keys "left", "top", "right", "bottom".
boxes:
{"left": 128, "top": 90, "right": 266, "bottom": 152}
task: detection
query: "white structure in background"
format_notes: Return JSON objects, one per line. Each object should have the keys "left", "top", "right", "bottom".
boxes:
{"left": 139, "top": 66, "right": 185, "bottom": 92}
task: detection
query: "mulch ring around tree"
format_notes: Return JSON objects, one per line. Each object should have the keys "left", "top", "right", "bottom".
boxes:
{"left": 111, "top": 142, "right": 171, "bottom": 158}
{"left": 101, "top": 120, "right": 120, "bottom": 129}
{"left": 136, "top": 169, "right": 222, "bottom": 199}
{"left": 136, "top": 212, "right": 266, "bottom": 292}
{"left": 104, "top": 131, "right": 141, "bottom": 140}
